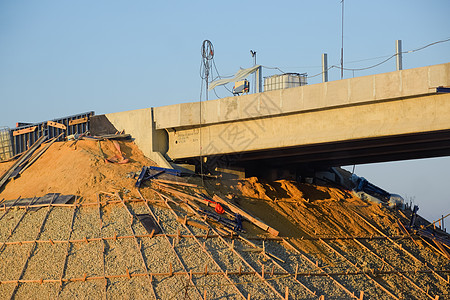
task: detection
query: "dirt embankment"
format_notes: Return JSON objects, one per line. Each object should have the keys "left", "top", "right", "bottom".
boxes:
{"left": 0, "top": 140, "right": 155, "bottom": 201}
{"left": 205, "top": 176, "right": 409, "bottom": 259}
{"left": 1, "top": 141, "right": 407, "bottom": 245}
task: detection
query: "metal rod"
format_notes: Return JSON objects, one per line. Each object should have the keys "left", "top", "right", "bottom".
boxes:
{"left": 352, "top": 238, "right": 435, "bottom": 299}
{"left": 115, "top": 194, "right": 159, "bottom": 299}
{"left": 0, "top": 196, "right": 39, "bottom": 255}
{"left": 10, "top": 194, "right": 57, "bottom": 298}
{"left": 340, "top": 0, "right": 344, "bottom": 79}
{"left": 319, "top": 238, "right": 398, "bottom": 299}
{"left": 0, "top": 268, "right": 448, "bottom": 286}
{"left": 55, "top": 197, "right": 79, "bottom": 297}
{"left": 97, "top": 195, "right": 108, "bottom": 299}
{"left": 156, "top": 191, "right": 247, "bottom": 299}
{"left": 352, "top": 209, "right": 449, "bottom": 284}
{"left": 396, "top": 40, "right": 402, "bottom": 71}
{"left": 170, "top": 190, "right": 286, "bottom": 299}
{"left": 322, "top": 53, "right": 328, "bottom": 83}
{"left": 282, "top": 238, "right": 358, "bottom": 299}
{"left": 139, "top": 192, "right": 203, "bottom": 299}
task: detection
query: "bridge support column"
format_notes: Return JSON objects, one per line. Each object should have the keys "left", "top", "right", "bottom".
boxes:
{"left": 104, "top": 108, "right": 171, "bottom": 168}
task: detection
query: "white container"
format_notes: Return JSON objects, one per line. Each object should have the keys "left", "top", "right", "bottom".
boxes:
{"left": 264, "top": 73, "right": 307, "bottom": 92}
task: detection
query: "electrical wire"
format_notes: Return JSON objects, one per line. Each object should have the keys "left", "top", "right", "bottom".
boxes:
{"left": 206, "top": 37, "right": 449, "bottom": 98}
{"left": 261, "top": 65, "right": 287, "bottom": 74}
{"left": 212, "top": 59, "right": 234, "bottom": 94}
{"left": 407, "top": 37, "right": 450, "bottom": 53}
{"left": 332, "top": 37, "right": 450, "bottom": 72}
{"left": 265, "top": 37, "right": 450, "bottom": 78}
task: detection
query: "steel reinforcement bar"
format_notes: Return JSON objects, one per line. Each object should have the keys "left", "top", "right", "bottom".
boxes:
{"left": 113, "top": 192, "right": 160, "bottom": 299}
{"left": 97, "top": 195, "right": 108, "bottom": 300}
{"left": 351, "top": 209, "right": 449, "bottom": 285}
{"left": 10, "top": 194, "right": 57, "bottom": 299}
{"left": 153, "top": 190, "right": 248, "bottom": 299}
{"left": 319, "top": 238, "right": 399, "bottom": 299}
{"left": 140, "top": 191, "right": 204, "bottom": 299}
{"left": 0, "top": 198, "right": 418, "bottom": 241}
{"left": 0, "top": 268, "right": 448, "bottom": 285}
{"left": 55, "top": 197, "right": 79, "bottom": 297}
{"left": 352, "top": 238, "right": 436, "bottom": 300}
{"left": 168, "top": 190, "right": 289, "bottom": 300}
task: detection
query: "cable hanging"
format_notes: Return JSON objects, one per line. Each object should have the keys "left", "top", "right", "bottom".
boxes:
{"left": 198, "top": 40, "right": 214, "bottom": 180}
{"left": 207, "top": 37, "right": 450, "bottom": 99}
{"left": 270, "top": 37, "right": 450, "bottom": 78}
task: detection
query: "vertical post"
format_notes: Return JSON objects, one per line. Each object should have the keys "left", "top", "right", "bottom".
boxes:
{"left": 396, "top": 40, "right": 403, "bottom": 71}
{"left": 250, "top": 50, "right": 257, "bottom": 92}
{"left": 256, "top": 66, "right": 262, "bottom": 93}
{"left": 322, "top": 53, "right": 328, "bottom": 83}
{"left": 340, "top": 0, "right": 344, "bottom": 79}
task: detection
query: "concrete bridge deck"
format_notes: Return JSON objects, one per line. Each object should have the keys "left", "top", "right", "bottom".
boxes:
{"left": 104, "top": 63, "right": 450, "bottom": 170}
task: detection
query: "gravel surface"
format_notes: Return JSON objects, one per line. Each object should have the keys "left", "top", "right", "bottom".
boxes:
{"left": 0, "top": 198, "right": 448, "bottom": 300}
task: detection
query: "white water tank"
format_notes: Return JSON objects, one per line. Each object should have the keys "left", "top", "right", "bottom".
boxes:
{"left": 264, "top": 73, "right": 307, "bottom": 92}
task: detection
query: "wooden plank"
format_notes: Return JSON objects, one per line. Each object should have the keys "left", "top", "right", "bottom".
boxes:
{"left": 69, "top": 117, "right": 88, "bottom": 126}
{"left": 156, "top": 184, "right": 215, "bottom": 208}
{"left": 12, "top": 126, "right": 37, "bottom": 136}
{"left": 176, "top": 216, "right": 209, "bottom": 231}
{"left": 433, "top": 240, "right": 450, "bottom": 260}
{"left": 397, "top": 219, "right": 419, "bottom": 246}
{"left": 213, "top": 195, "right": 279, "bottom": 236}
{"left": 153, "top": 179, "right": 200, "bottom": 188}
{"left": 47, "top": 121, "right": 67, "bottom": 130}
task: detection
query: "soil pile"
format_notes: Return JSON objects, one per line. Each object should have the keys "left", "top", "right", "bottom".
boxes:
{"left": 0, "top": 139, "right": 155, "bottom": 201}
{"left": 208, "top": 177, "right": 412, "bottom": 259}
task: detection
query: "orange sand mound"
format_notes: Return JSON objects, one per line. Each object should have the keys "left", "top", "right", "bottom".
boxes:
{"left": 0, "top": 139, "right": 155, "bottom": 201}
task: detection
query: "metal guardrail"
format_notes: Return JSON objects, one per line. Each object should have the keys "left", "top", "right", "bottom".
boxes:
{"left": 9, "top": 111, "right": 94, "bottom": 156}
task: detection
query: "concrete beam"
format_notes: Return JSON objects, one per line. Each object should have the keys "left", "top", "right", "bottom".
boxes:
{"left": 154, "top": 63, "right": 450, "bottom": 130}
{"left": 166, "top": 93, "right": 450, "bottom": 159}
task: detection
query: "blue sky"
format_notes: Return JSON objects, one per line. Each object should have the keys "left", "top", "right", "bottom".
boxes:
{"left": 1, "top": 1, "right": 449, "bottom": 222}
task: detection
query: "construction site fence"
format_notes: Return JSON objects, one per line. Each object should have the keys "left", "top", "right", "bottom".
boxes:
{"left": 6, "top": 111, "right": 94, "bottom": 157}
{"left": 0, "top": 126, "right": 13, "bottom": 161}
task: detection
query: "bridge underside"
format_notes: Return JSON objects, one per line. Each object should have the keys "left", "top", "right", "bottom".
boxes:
{"left": 173, "top": 129, "right": 450, "bottom": 171}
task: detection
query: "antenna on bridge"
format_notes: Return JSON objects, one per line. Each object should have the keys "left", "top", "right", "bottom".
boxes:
{"left": 199, "top": 40, "right": 214, "bottom": 181}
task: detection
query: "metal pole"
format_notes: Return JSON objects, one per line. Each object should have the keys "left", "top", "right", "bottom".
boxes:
{"left": 256, "top": 66, "right": 262, "bottom": 93}
{"left": 340, "top": 0, "right": 344, "bottom": 79}
{"left": 251, "top": 50, "right": 257, "bottom": 93}
{"left": 322, "top": 53, "right": 328, "bottom": 82}
{"left": 396, "top": 39, "right": 403, "bottom": 71}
